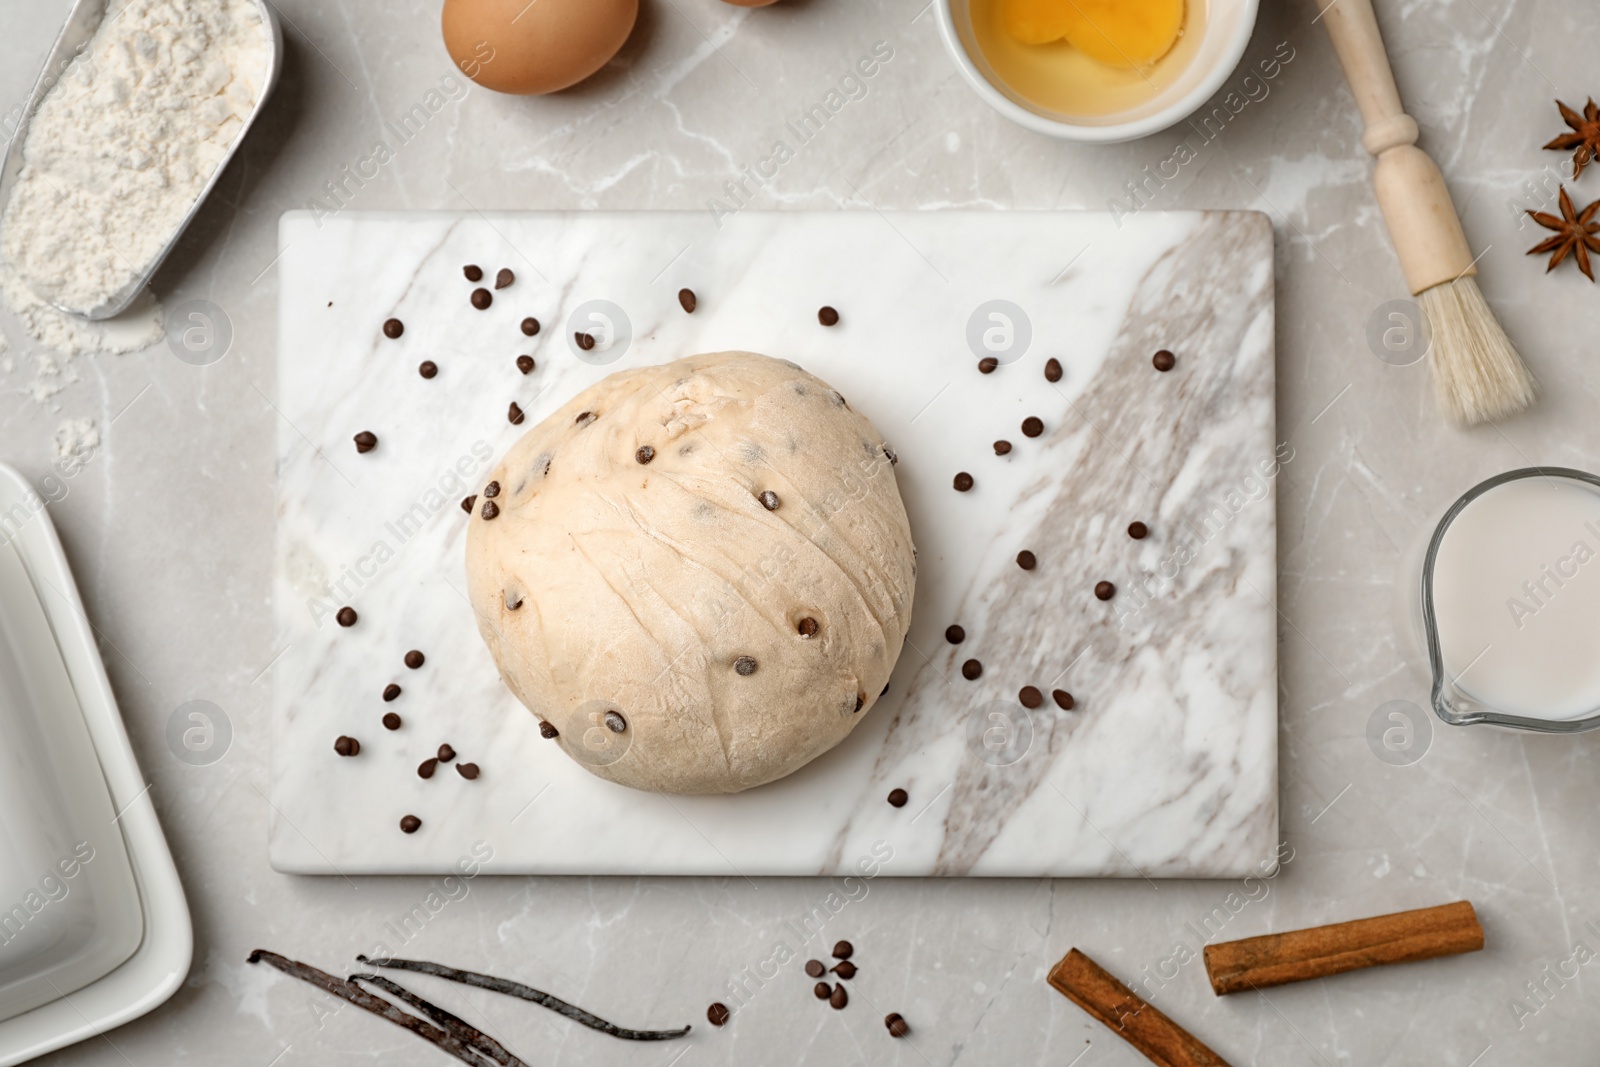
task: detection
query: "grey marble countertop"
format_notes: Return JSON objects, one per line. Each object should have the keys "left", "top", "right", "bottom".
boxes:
{"left": 3, "top": 1, "right": 1597, "bottom": 1064}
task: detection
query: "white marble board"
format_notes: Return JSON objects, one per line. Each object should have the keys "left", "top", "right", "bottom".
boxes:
{"left": 271, "top": 209, "right": 1277, "bottom": 877}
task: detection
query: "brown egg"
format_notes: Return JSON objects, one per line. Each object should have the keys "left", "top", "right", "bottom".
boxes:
{"left": 442, "top": 0, "right": 638, "bottom": 95}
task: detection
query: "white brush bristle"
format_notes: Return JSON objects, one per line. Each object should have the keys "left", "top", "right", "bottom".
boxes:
{"left": 1419, "top": 277, "right": 1536, "bottom": 427}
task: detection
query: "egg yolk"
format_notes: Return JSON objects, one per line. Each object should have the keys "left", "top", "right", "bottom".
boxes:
{"left": 1003, "top": 0, "right": 1185, "bottom": 68}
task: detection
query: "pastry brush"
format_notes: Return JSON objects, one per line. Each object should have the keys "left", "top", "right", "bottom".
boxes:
{"left": 1320, "top": 0, "right": 1535, "bottom": 426}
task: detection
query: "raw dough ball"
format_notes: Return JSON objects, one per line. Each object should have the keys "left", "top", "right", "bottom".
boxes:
{"left": 466, "top": 352, "right": 915, "bottom": 794}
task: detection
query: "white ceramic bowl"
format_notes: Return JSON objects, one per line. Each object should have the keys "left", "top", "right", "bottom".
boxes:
{"left": 936, "top": 0, "right": 1261, "bottom": 143}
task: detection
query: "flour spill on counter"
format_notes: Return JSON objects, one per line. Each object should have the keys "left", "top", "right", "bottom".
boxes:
{"left": 53, "top": 418, "right": 100, "bottom": 467}
{"left": 0, "top": 265, "right": 162, "bottom": 408}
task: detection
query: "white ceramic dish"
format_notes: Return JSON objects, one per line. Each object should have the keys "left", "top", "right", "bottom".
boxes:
{"left": 0, "top": 537, "right": 143, "bottom": 1023}
{"left": 936, "top": 0, "right": 1260, "bottom": 142}
{"left": 0, "top": 464, "right": 191, "bottom": 1066}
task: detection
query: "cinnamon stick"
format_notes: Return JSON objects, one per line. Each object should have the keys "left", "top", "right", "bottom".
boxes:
{"left": 1202, "top": 900, "right": 1484, "bottom": 996}
{"left": 1047, "top": 949, "right": 1232, "bottom": 1067}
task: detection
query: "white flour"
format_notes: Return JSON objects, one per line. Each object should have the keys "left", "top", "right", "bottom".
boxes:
{"left": 0, "top": 264, "right": 162, "bottom": 405}
{"left": 1, "top": 265, "right": 163, "bottom": 358}
{"left": 53, "top": 417, "right": 99, "bottom": 467}
{"left": 1, "top": 0, "right": 270, "bottom": 314}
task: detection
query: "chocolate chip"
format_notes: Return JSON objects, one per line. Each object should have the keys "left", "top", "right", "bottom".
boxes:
{"left": 1095, "top": 581, "right": 1116, "bottom": 601}
{"left": 1128, "top": 521, "right": 1149, "bottom": 539}
{"left": 806, "top": 960, "right": 826, "bottom": 978}
{"left": 832, "top": 941, "right": 853, "bottom": 960}
{"left": 888, "top": 1016, "right": 910, "bottom": 1038}
{"left": 405, "top": 650, "right": 426, "bottom": 669}
{"left": 382, "top": 712, "right": 401, "bottom": 730}
{"left": 707, "top": 1003, "right": 730, "bottom": 1027}
{"left": 604, "top": 710, "right": 627, "bottom": 733}
{"left": 1153, "top": 349, "right": 1176, "bottom": 372}
{"left": 382, "top": 318, "right": 404, "bottom": 339}
{"left": 400, "top": 814, "right": 422, "bottom": 834}
{"left": 463, "top": 265, "right": 483, "bottom": 282}
{"left": 945, "top": 625, "right": 965, "bottom": 644}
{"left": 1045, "top": 357, "right": 1063, "bottom": 382}
{"left": 962, "top": 659, "right": 983, "bottom": 680}
{"left": 759, "top": 490, "right": 781, "bottom": 511}
{"left": 636, "top": 445, "right": 655, "bottom": 464}
{"left": 994, "top": 440, "right": 1012, "bottom": 456}
{"left": 978, "top": 357, "right": 998, "bottom": 374}
{"left": 832, "top": 961, "right": 858, "bottom": 980}
{"left": 418, "top": 758, "right": 438, "bottom": 779}
{"left": 883, "top": 443, "right": 898, "bottom": 465}
{"left": 334, "top": 735, "right": 360, "bottom": 757}
{"left": 882, "top": 681, "right": 890, "bottom": 696}
{"left": 1019, "top": 686, "right": 1043, "bottom": 709}
{"left": 516, "top": 355, "right": 536, "bottom": 375}
{"left": 461, "top": 495, "right": 476, "bottom": 513}
{"left": 679, "top": 288, "right": 697, "bottom": 313}
{"left": 383, "top": 684, "right": 402, "bottom": 702}
{"left": 575, "top": 331, "right": 596, "bottom": 351}
{"left": 457, "top": 762, "right": 480, "bottom": 780}
{"left": 521, "top": 317, "right": 540, "bottom": 336}
{"left": 495, "top": 268, "right": 514, "bottom": 290}
{"left": 885, "top": 1013, "right": 903, "bottom": 1027}
{"left": 415, "top": 360, "right": 438, "bottom": 380}
{"left": 539, "top": 721, "right": 559, "bottom": 739}
{"left": 483, "top": 480, "right": 501, "bottom": 499}
{"left": 481, "top": 500, "right": 499, "bottom": 520}
{"left": 354, "top": 431, "right": 378, "bottom": 454}
{"left": 887, "top": 788, "right": 908, "bottom": 808}
{"left": 854, "top": 692, "right": 865, "bottom": 712}
{"left": 1022, "top": 416, "right": 1044, "bottom": 438}
{"left": 336, "top": 606, "right": 358, "bottom": 627}
{"left": 1052, "top": 689, "right": 1076, "bottom": 710}
{"left": 818, "top": 306, "right": 840, "bottom": 327}
{"left": 734, "top": 656, "right": 757, "bottom": 676}
{"left": 1017, "top": 550, "right": 1036, "bottom": 571}
{"left": 953, "top": 472, "right": 974, "bottom": 492}
{"left": 830, "top": 985, "right": 849, "bottom": 1010}
{"left": 437, "top": 743, "right": 456, "bottom": 762}
{"left": 505, "top": 589, "right": 523, "bottom": 611}
{"left": 814, "top": 982, "right": 832, "bottom": 1000}
{"left": 508, "top": 402, "right": 524, "bottom": 425}
{"left": 798, "top": 617, "right": 819, "bottom": 637}
{"left": 471, "top": 288, "right": 492, "bottom": 310}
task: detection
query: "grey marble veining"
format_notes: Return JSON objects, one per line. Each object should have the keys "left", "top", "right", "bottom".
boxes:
{"left": 272, "top": 209, "right": 1276, "bottom": 877}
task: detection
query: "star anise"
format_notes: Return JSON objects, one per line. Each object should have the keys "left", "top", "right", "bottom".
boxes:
{"left": 1544, "top": 97, "right": 1600, "bottom": 179}
{"left": 1527, "top": 186, "right": 1600, "bottom": 281}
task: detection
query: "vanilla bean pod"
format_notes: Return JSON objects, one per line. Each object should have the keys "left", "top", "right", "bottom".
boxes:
{"left": 357, "top": 954, "right": 691, "bottom": 1040}
{"left": 350, "top": 973, "right": 527, "bottom": 1067}
{"left": 247, "top": 950, "right": 495, "bottom": 1067}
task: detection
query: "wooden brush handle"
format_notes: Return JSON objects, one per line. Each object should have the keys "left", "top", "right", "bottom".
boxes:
{"left": 1320, "top": 0, "right": 1475, "bottom": 294}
